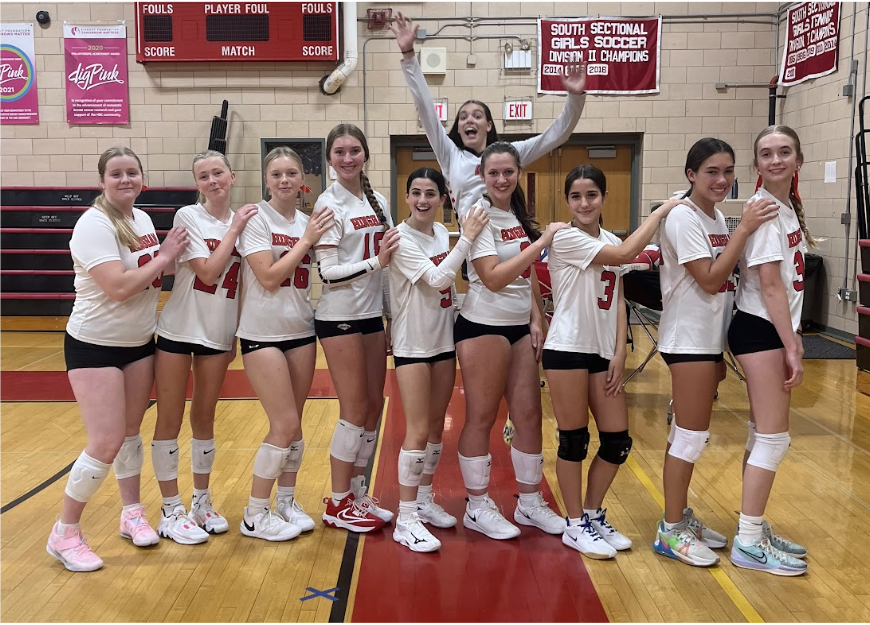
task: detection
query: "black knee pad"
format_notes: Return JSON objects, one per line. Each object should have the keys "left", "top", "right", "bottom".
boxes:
{"left": 597, "top": 430, "right": 632, "bottom": 465}
{"left": 557, "top": 427, "right": 590, "bottom": 462}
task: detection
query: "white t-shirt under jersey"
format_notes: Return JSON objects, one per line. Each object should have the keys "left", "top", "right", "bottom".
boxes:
{"left": 460, "top": 198, "right": 532, "bottom": 326}
{"left": 157, "top": 204, "right": 240, "bottom": 351}
{"left": 67, "top": 207, "right": 162, "bottom": 347}
{"left": 236, "top": 200, "right": 315, "bottom": 342}
{"left": 314, "top": 181, "right": 394, "bottom": 321}
{"left": 544, "top": 227, "right": 624, "bottom": 360}
{"left": 389, "top": 221, "right": 457, "bottom": 359}
{"left": 736, "top": 188, "right": 807, "bottom": 333}
{"left": 659, "top": 201, "right": 737, "bottom": 354}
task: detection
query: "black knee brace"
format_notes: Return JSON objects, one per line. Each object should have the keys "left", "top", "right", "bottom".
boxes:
{"left": 597, "top": 430, "right": 632, "bottom": 465}
{"left": 557, "top": 427, "right": 590, "bottom": 462}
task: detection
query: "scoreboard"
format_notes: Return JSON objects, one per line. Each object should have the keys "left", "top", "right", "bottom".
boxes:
{"left": 134, "top": 2, "right": 340, "bottom": 63}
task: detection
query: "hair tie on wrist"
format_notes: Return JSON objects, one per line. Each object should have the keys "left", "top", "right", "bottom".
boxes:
{"left": 401, "top": 47, "right": 414, "bottom": 55}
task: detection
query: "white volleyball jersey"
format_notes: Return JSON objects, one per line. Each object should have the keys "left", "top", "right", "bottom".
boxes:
{"left": 314, "top": 181, "right": 394, "bottom": 321}
{"left": 389, "top": 221, "right": 457, "bottom": 358}
{"left": 236, "top": 200, "right": 315, "bottom": 341}
{"left": 67, "top": 207, "right": 162, "bottom": 347}
{"left": 544, "top": 227, "right": 624, "bottom": 360}
{"left": 401, "top": 57, "right": 585, "bottom": 219}
{"left": 736, "top": 188, "right": 807, "bottom": 332}
{"left": 157, "top": 204, "right": 240, "bottom": 351}
{"left": 658, "top": 201, "right": 736, "bottom": 354}
{"left": 460, "top": 199, "right": 532, "bottom": 326}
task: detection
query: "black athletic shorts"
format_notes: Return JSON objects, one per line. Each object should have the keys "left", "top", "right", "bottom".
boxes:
{"left": 393, "top": 350, "right": 456, "bottom": 368}
{"left": 240, "top": 335, "right": 317, "bottom": 355}
{"left": 453, "top": 314, "right": 530, "bottom": 345}
{"left": 660, "top": 352, "right": 724, "bottom": 366}
{"left": 156, "top": 335, "right": 228, "bottom": 357}
{"left": 64, "top": 332, "right": 155, "bottom": 371}
{"left": 542, "top": 349, "right": 610, "bottom": 374}
{"left": 727, "top": 309, "right": 785, "bottom": 355}
{"left": 315, "top": 316, "right": 384, "bottom": 340}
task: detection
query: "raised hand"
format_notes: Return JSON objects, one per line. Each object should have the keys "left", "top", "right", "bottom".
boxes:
{"left": 160, "top": 226, "right": 190, "bottom": 261}
{"left": 301, "top": 207, "right": 335, "bottom": 246}
{"left": 389, "top": 11, "right": 418, "bottom": 54}
{"left": 560, "top": 63, "right": 587, "bottom": 95}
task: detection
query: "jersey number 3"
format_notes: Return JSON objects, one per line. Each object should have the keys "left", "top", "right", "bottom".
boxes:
{"left": 193, "top": 261, "right": 241, "bottom": 299}
{"left": 793, "top": 250, "right": 805, "bottom": 292}
{"left": 598, "top": 270, "right": 617, "bottom": 310}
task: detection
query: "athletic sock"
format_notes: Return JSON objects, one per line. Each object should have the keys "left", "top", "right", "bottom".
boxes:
{"left": 398, "top": 500, "right": 416, "bottom": 522}
{"left": 276, "top": 486, "right": 295, "bottom": 502}
{"left": 664, "top": 519, "right": 684, "bottom": 532}
{"left": 247, "top": 496, "right": 270, "bottom": 513}
{"left": 518, "top": 492, "right": 539, "bottom": 508}
{"left": 57, "top": 521, "right": 80, "bottom": 533}
{"left": 331, "top": 490, "right": 352, "bottom": 507}
{"left": 584, "top": 508, "right": 602, "bottom": 520}
{"left": 567, "top": 516, "right": 584, "bottom": 527}
{"left": 192, "top": 488, "right": 209, "bottom": 500}
{"left": 738, "top": 513, "right": 764, "bottom": 545}
{"left": 162, "top": 494, "right": 183, "bottom": 515}
{"left": 467, "top": 493, "right": 488, "bottom": 510}
{"left": 121, "top": 502, "right": 141, "bottom": 513}
{"left": 416, "top": 484, "right": 433, "bottom": 502}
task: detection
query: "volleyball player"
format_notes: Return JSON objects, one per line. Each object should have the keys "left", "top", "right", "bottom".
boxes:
{"left": 453, "top": 142, "right": 567, "bottom": 540}
{"left": 545, "top": 165, "right": 682, "bottom": 559}
{"left": 235, "top": 147, "right": 335, "bottom": 541}
{"left": 389, "top": 167, "right": 489, "bottom": 552}
{"left": 47, "top": 147, "right": 189, "bottom": 571}
{"left": 653, "top": 138, "right": 778, "bottom": 567}
{"left": 151, "top": 150, "right": 256, "bottom": 544}
{"left": 727, "top": 125, "right": 811, "bottom": 576}
{"left": 316, "top": 124, "right": 400, "bottom": 533}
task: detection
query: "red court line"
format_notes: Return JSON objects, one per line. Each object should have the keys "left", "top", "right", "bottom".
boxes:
{"left": 351, "top": 371, "right": 608, "bottom": 623}
{"left": 0, "top": 370, "right": 337, "bottom": 402}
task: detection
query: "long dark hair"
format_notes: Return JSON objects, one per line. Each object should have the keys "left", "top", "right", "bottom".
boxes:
{"left": 564, "top": 164, "right": 607, "bottom": 227}
{"left": 406, "top": 167, "right": 448, "bottom": 196}
{"left": 447, "top": 100, "right": 499, "bottom": 156}
{"left": 326, "top": 123, "right": 387, "bottom": 231}
{"left": 682, "top": 137, "right": 735, "bottom": 199}
{"left": 480, "top": 142, "right": 540, "bottom": 242}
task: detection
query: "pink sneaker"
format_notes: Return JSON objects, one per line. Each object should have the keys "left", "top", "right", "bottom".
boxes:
{"left": 119, "top": 505, "right": 160, "bottom": 546}
{"left": 46, "top": 522, "right": 103, "bottom": 572}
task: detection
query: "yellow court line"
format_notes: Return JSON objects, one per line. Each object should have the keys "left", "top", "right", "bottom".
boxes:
{"left": 343, "top": 396, "right": 389, "bottom": 623}
{"left": 625, "top": 455, "right": 764, "bottom": 624}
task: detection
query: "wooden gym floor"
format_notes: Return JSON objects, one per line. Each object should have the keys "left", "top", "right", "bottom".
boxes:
{"left": 1, "top": 329, "right": 869, "bottom": 622}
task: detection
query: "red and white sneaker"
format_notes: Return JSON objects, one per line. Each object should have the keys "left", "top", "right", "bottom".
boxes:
{"left": 46, "top": 522, "right": 103, "bottom": 572}
{"left": 322, "top": 494, "right": 385, "bottom": 533}
{"left": 119, "top": 505, "right": 160, "bottom": 546}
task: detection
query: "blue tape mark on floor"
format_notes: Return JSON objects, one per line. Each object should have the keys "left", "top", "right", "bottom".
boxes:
{"left": 300, "top": 587, "right": 339, "bottom": 602}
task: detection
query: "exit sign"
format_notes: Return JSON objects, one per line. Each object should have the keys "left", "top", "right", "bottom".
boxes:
{"left": 504, "top": 99, "right": 533, "bottom": 121}
{"left": 434, "top": 98, "right": 448, "bottom": 122}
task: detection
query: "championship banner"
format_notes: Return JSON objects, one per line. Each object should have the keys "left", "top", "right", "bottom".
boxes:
{"left": 538, "top": 16, "right": 661, "bottom": 95}
{"left": 779, "top": 2, "right": 840, "bottom": 87}
{"left": 64, "top": 23, "right": 129, "bottom": 124}
{"left": 0, "top": 23, "right": 39, "bottom": 124}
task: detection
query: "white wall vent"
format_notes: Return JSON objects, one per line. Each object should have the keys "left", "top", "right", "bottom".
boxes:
{"left": 420, "top": 47, "right": 447, "bottom": 74}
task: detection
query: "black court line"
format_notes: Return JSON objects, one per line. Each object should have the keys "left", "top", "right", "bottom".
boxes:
{"left": 328, "top": 399, "right": 385, "bottom": 624}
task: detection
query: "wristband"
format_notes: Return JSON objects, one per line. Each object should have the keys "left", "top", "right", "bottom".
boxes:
{"left": 401, "top": 47, "right": 414, "bottom": 55}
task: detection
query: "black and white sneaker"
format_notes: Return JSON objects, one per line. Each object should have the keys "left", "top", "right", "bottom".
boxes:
{"left": 393, "top": 512, "right": 441, "bottom": 553}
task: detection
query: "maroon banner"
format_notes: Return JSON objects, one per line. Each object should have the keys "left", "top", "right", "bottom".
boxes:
{"left": 779, "top": 2, "right": 840, "bottom": 87}
{"left": 538, "top": 16, "right": 661, "bottom": 95}
{"left": 64, "top": 24, "right": 129, "bottom": 124}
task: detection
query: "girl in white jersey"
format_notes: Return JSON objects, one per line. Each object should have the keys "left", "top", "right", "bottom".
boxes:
{"left": 47, "top": 147, "right": 189, "bottom": 572}
{"left": 454, "top": 142, "right": 567, "bottom": 540}
{"left": 390, "top": 13, "right": 587, "bottom": 219}
{"left": 389, "top": 168, "right": 489, "bottom": 553}
{"left": 653, "top": 138, "right": 778, "bottom": 569}
{"left": 316, "top": 124, "right": 401, "bottom": 534}
{"left": 545, "top": 165, "right": 680, "bottom": 559}
{"left": 726, "top": 126, "right": 811, "bottom": 576}
{"left": 151, "top": 150, "right": 257, "bottom": 545}
{"left": 235, "top": 147, "right": 335, "bottom": 542}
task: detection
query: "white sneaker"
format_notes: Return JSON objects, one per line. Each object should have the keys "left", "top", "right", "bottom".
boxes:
{"left": 240, "top": 506, "right": 301, "bottom": 542}
{"left": 356, "top": 484, "right": 394, "bottom": 523}
{"left": 393, "top": 512, "right": 441, "bottom": 553}
{"left": 463, "top": 497, "right": 520, "bottom": 540}
{"left": 416, "top": 491, "right": 457, "bottom": 528}
{"left": 653, "top": 520, "right": 720, "bottom": 567}
{"left": 588, "top": 508, "right": 632, "bottom": 551}
{"left": 513, "top": 493, "right": 564, "bottom": 535}
{"left": 276, "top": 497, "right": 316, "bottom": 532}
{"left": 563, "top": 515, "right": 617, "bottom": 559}
{"left": 157, "top": 505, "right": 209, "bottom": 545}
{"left": 685, "top": 508, "right": 727, "bottom": 549}
{"left": 190, "top": 492, "right": 229, "bottom": 534}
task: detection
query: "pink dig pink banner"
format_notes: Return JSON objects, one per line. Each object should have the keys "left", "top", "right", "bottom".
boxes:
{"left": 64, "top": 24, "right": 129, "bottom": 125}
{"left": 1, "top": 23, "right": 39, "bottom": 125}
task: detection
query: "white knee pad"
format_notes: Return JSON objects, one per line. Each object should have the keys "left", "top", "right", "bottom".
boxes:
{"left": 329, "top": 419, "right": 364, "bottom": 463}
{"left": 423, "top": 442, "right": 443, "bottom": 476}
{"left": 65, "top": 452, "right": 111, "bottom": 503}
{"left": 458, "top": 453, "right": 491, "bottom": 491}
{"left": 747, "top": 431, "right": 790, "bottom": 471}
{"left": 745, "top": 421, "right": 757, "bottom": 453}
{"left": 113, "top": 435, "right": 143, "bottom": 479}
{"left": 253, "top": 443, "right": 290, "bottom": 480}
{"left": 151, "top": 438, "right": 179, "bottom": 481}
{"left": 282, "top": 439, "right": 304, "bottom": 474}
{"left": 511, "top": 446, "right": 543, "bottom": 485}
{"left": 191, "top": 438, "right": 216, "bottom": 475}
{"left": 667, "top": 426, "right": 709, "bottom": 464}
{"left": 397, "top": 448, "right": 426, "bottom": 487}
{"left": 354, "top": 430, "right": 377, "bottom": 468}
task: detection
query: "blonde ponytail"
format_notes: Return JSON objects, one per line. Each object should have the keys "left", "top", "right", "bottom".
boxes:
{"left": 94, "top": 146, "right": 145, "bottom": 250}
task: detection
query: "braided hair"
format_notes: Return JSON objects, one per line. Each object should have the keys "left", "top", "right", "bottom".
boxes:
{"left": 326, "top": 123, "right": 387, "bottom": 232}
{"left": 479, "top": 142, "right": 541, "bottom": 242}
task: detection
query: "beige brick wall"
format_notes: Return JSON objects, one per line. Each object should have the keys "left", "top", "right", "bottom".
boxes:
{"left": 775, "top": 4, "right": 866, "bottom": 336}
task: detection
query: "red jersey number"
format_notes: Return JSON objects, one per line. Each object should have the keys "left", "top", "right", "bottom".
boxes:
{"left": 362, "top": 231, "right": 385, "bottom": 261}
{"left": 520, "top": 241, "right": 532, "bottom": 279}
{"left": 714, "top": 252, "right": 737, "bottom": 293}
{"left": 278, "top": 251, "right": 311, "bottom": 290}
{"left": 793, "top": 250, "right": 805, "bottom": 292}
{"left": 598, "top": 270, "right": 617, "bottom": 310}
{"left": 137, "top": 251, "right": 162, "bottom": 289}
{"left": 439, "top": 287, "right": 452, "bottom": 309}
{"left": 193, "top": 261, "right": 241, "bottom": 299}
